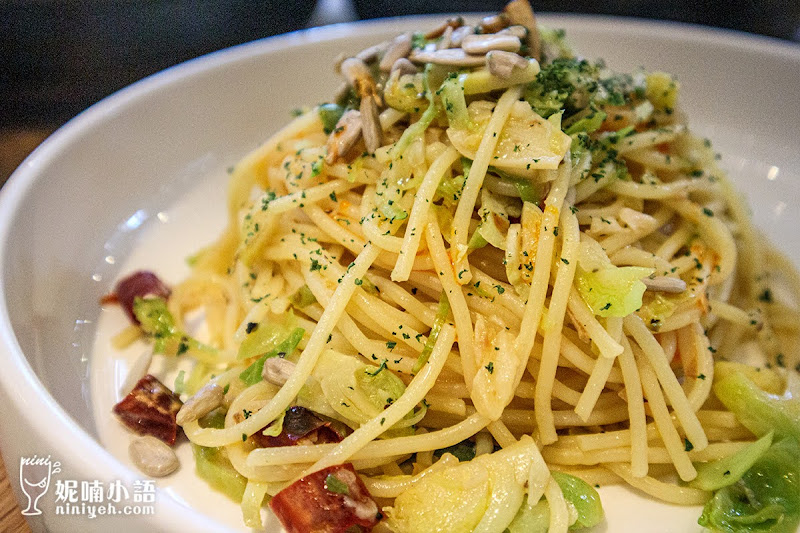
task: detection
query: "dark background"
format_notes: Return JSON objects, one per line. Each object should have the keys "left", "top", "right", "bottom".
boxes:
{"left": 1, "top": 0, "right": 799, "bottom": 183}
{"left": 2, "top": 0, "right": 799, "bottom": 129}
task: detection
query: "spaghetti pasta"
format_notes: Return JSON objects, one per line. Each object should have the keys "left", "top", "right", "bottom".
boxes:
{"left": 110, "top": 3, "right": 800, "bottom": 531}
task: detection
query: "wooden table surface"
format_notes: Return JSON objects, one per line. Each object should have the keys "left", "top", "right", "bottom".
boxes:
{"left": 0, "top": 127, "right": 55, "bottom": 533}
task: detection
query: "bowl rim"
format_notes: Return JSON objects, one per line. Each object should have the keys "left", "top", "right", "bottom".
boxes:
{"left": 0, "top": 13, "right": 798, "bottom": 531}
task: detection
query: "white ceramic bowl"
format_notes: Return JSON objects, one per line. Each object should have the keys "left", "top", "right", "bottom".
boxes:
{"left": 1, "top": 15, "right": 799, "bottom": 533}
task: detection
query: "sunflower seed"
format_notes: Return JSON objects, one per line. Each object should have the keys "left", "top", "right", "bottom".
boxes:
{"left": 129, "top": 436, "right": 179, "bottom": 478}
{"left": 262, "top": 357, "right": 297, "bottom": 386}
{"left": 380, "top": 34, "right": 412, "bottom": 72}
{"left": 643, "top": 276, "right": 687, "bottom": 294}
{"left": 409, "top": 48, "right": 486, "bottom": 67}
{"left": 436, "top": 25, "right": 454, "bottom": 50}
{"left": 326, "top": 110, "right": 362, "bottom": 164}
{"left": 355, "top": 41, "right": 390, "bottom": 63}
{"left": 340, "top": 57, "right": 373, "bottom": 91}
{"left": 449, "top": 25, "right": 475, "bottom": 48}
{"left": 390, "top": 57, "right": 418, "bottom": 76}
{"left": 176, "top": 382, "right": 224, "bottom": 425}
{"left": 503, "top": 0, "right": 541, "bottom": 60}
{"left": 479, "top": 14, "right": 509, "bottom": 34}
{"left": 486, "top": 50, "right": 529, "bottom": 79}
{"left": 461, "top": 33, "right": 521, "bottom": 55}
{"left": 360, "top": 95, "right": 383, "bottom": 153}
{"left": 424, "top": 16, "right": 464, "bottom": 39}
{"left": 498, "top": 25, "right": 529, "bottom": 40}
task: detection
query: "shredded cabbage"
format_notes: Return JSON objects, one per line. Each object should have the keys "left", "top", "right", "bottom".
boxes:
{"left": 298, "top": 350, "right": 423, "bottom": 435}
{"left": 447, "top": 100, "right": 572, "bottom": 177}
{"left": 699, "top": 438, "right": 800, "bottom": 533}
{"left": 507, "top": 472, "right": 604, "bottom": 531}
{"left": 192, "top": 444, "right": 247, "bottom": 503}
{"left": 385, "top": 437, "right": 543, "bottom": 533}
{"left": 237, "top": 314, "right": 299, "bottom": 360}
{"left": 698, "top": 367, "right": 800, "bottom": 532}
{"left": 238, "top": 327, "right": 305, "bottom": 386}
{"left": 691, "top": 431, "right": 774, "bottom": 491}
{"left": 133, "top": 297, "right": 218, "bottom": 361}
{"left": 714, "top": 367, "right": 800, "bottom": 442}
{"left": 574, "top": 240, "right": 653, "bottom": 318}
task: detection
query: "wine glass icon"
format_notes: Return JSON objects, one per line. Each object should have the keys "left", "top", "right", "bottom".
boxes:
{"left": 19, "top": 457, "right": 54, "bottom": 516}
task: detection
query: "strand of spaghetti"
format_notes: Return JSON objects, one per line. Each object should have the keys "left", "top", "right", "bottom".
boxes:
{"left": 227, "top": 110, "right": 321, "bottom": 217}
{"left": 360, "top": 213, "right": 405, "bottom": 253}
{"left": 765, "top": 245, "right": 800, "bottom": 297}
{"left": 301, "top": 297, "right": 424, "bottom": 372}
{"left": 708, "top": 298, "right": 753, "bottom": 326}
{"left": 667, "top": 199, "right": 736, "bottom": 282}
{"left": 271, "top": 232, "right": 429, "bottom": 350}
{"left": 424, "top": 394, "right": 467, "bottom": 416}
{"left": 549, "top": 467, "right": 622, "bottom": 487}
{"left": 598, "top": 206, "right": 671, "bottom": 255}
{"left": 300, "top": 240, "right": 431, "bottom": 341}
{"left": 261, "top": 179, "right": 357, "bottom": 217}
{"left": 513, "top": 161, "right": 571, "bottom": 369}
{"left": 680, "top": 323, "right": 714, "bottom": 410}
{"left": 301, "top": 324, "right": 455, "bottom": 476}
{"left": 566, "top": 289, "right": 623, "bottom": 358}
{"left": 625, "top": 315, "right": 708, "bottom": 450}
{"left": 574, "top": 161, "right": 614, "bottom": 203}
{"left": 545, "top": 477, "right": 569, "bottom": 533}
{"left": 346, "top": 291, "right": 427, "bottom": 345}
{"left": 302, "top": 272, "right": 419, "bottom": 375}
{"left": 556, "top": 412, "right": 751, "bottom": 455}
{"left": 303, "top": 204, "right": 367, "bottom": 253}
{"left": 614, "top": 125, "right": 684, "bottom": 154}
{"left": 358, "top": 185, "right": 410, "bottom": 252}
{"left": 574, "top": 197, "right": 625, "bottom": 224}
{"left": 608, "top": 177, "right": 714, "bottom": 199}
{"left": 623, "top": 147, "right": 691, "bottom": 172}
{"left": 368, "top": 275, "right": 437, "bottom": 326}
{"left": 536, "top": 203, "right": 579, "bottom": 444}
{"left": 425, "top": 217, "right": 478, "bottom": 388}
{"left": 573, "top": 316, "right": 622, "bottom": 422}
{"left": 605, "top": 464, "right": 710, "bottom": 505}
{"left": 544, "top": 441, "right": 751, "bottom": 466}
{"left": 362, "top": 454, "right": 460, "bottom": 499}
{"left": 655, "top": 221, "right": 694, "bottom": 260}
{"left": 471, "top": 267, "right": 526, "bottom": 311}
{"left": 559, "top": 333, "right": 624, "bottom": 382}
{"left": 248, "top": 410, "right": 489, "bottom": 469}
{"left": 393, "top": 146, "right": 460, "bottom": 281}
{"left": 487, "top": 420, "right": 518, "bottom": 448}
{"left": 450, "top": 85, "right": 523, "bottom": 283}
{"left": 609, "top": 246, "right": 673, "bottom": 273}
{"left": 169, "top": 272, "right": 239, "bottom": 331}
{"left": 529, "top": 362, "right": 620, "bottom": 408}
{"left": 420, "top": 403, "right": 630, "bottom": 432}
{"left": 525, "top": 437, "right": 550, "bottom": 507}
{"left": 464, "top": 291, "right": 523, "bottom": 330}
{"left": 618, "top": 335, "right": 648, "bottom": 477}
{"left": 182, "top": 243, "right": 379, "bottom": 447}
{"left": 563, "top": 410, "right": 740, "bottom": 452}
{"left": 637, "top": 348, "right": 697, "bottom": 482}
